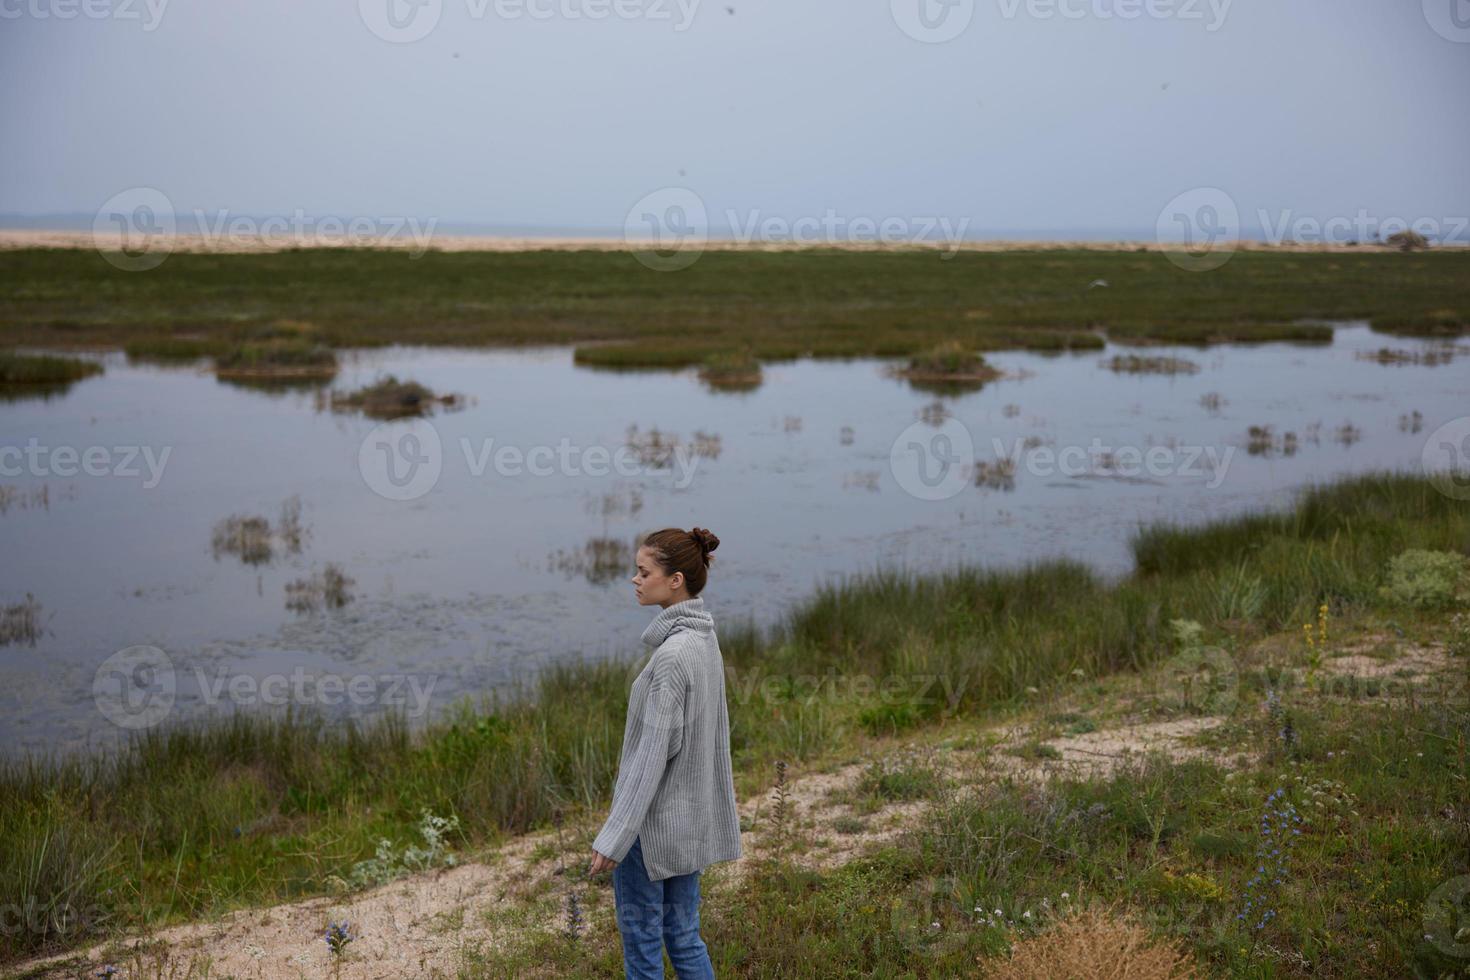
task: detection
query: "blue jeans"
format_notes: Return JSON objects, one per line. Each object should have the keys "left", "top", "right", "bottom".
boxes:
{"left": 611, "top": 836, "right": 715, "bottom": 980}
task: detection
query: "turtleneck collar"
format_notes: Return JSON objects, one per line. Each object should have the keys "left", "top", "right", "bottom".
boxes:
{"left": 640, "top": 595, "right": 715, "bottom": 648}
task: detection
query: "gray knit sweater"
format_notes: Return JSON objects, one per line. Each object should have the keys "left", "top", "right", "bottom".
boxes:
{"left": 592, "top": 596, "right": 742, "bottom": 881}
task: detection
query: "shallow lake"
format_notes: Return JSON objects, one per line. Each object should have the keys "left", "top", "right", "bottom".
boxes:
{"left": 2, "top": 323, "right": 1466, "bottom": 756}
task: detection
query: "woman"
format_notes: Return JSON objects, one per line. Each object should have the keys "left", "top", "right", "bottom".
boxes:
{"left": 588, "top": 527, "right": 742, "bottom": 980}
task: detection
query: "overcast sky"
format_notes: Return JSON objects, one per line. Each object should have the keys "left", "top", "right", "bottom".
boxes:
{"left": 2, "top": 0, "right": 1467, "bottom": 239}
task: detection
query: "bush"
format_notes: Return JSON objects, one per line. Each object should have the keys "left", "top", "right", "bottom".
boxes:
{"left": 1384, "top": 230, "right": 1429, "bottom": 252}
{"left": 1377, "top": 549, "right": 1468, "bottom": 610}
{"left": 336, "top": 808, "right": 460, "bottom": 891}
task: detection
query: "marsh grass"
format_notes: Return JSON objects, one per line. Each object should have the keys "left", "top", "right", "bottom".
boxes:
{"left": 697, "top": 351, "right": 763, "bottom": 391}
{"left": 0, "top": 352, "right": 103, "bottom": 385}
{"left": 122, "top": 337, "right": 223, "bottom": 362}
{"left": 899, "top": 341, "right": 1001, "bottom": 380}
{"left": 1355, "top": 345, "right": 1461, "bottom": 367}
{"left": 6, "top": 249, "right": 1466, "bottom": 366}
{"left": 0, "top": 593, "right": 45, "bottom": 647}
{"left": 3, "top": 469, "right": 1469, "bottom": 969}
{"left": 209, "top": 497, "right": 306, "bottom": 567}
{"left": 622, "top": 425, "right": 721, "bottom": 468}
{"left": 0, "top": 352, "right": 102, "bottom": 402}
{"left": 209, "top": 514, "right": 272, "bottom": 565}
{"left": 886, "top": 340, "right": 1004, "bottom": 396}
{"left": 547, "top": 536, "right": 636, "bottom": 586}
{"left": 284, "top": 562, "right": 356, "bottom": 613}
{"left": 974, "top": 454, "right": 1018, "bottom": 491}
{"left": 0, "top": 484, "right": 53, "bottom": 515}
{"left": 1373, "top": 307, "right": 1466, "bottom": 336}
{"left": 320, "top": 374, "right": 460, "bottom": 419}
{"left": 214, "top": 340, "right": 337, "bottom": 379}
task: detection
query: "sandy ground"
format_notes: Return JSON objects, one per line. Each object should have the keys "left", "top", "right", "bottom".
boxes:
{"left": 0, "top": 228, "right": 1444, "bottom": 256}
{"left": 12, "top": 633, "right": 1459, "bottom": 979}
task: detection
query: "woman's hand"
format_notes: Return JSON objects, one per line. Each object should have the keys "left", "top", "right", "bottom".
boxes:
{"left": 588, "top": 849, "right": 617, "bottom": 876}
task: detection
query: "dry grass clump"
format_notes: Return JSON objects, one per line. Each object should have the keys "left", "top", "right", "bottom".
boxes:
{"left": 285, "top": 562, "right": 355, "bottom": 613}
{"left": 0, "top": 593, "right": 44, "bottom": 647}
{"left": 892, "top": 341, "right": 1003, "bottom": 382}
{"left": 983, "top": 904, "right": 1200, "bottom": 980}
{"left": 321, "top": 374, "right": 461, "bottom": 419}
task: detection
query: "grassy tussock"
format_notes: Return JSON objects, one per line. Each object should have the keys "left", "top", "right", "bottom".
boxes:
{"left": 213, "top": 339, "right": 337, "bottom": 378}
{"left": 697, "top": 351, "right": 763, "bottom": 390}
{"left": 0, "top": 352, "right": 102, "bottom": 385}
{"left": 321, "top": 374, "right": 459, "bottom": 418}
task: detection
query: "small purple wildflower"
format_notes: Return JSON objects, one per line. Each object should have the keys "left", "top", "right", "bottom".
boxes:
{"left": 563, "top": 887, "right": 584, "bottom": 941}
{"left": 324, "top": 920, "right": 356, "bottom": 957}
{"left": 1236, "top": 786, "right": 1303, "bottom": 933}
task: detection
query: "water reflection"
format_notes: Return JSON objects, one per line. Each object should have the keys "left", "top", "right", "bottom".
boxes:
{"left": 2, "top": 322, "right": 1467, "bottom": 754}
{"left": 216, "top": 375, "right": 333, "bottom": 397}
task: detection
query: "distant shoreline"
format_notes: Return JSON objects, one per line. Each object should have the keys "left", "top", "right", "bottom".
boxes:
{"left": 4, "top": 243, "right": 1464, "bottom": 358}
{"left": 3, "top": 228, "right": 1464, "bottom": 255}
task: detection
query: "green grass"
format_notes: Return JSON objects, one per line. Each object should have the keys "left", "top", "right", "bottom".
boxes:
{"left": 2, "top": 249, "right": 1467, "bottom": 368}
{"left": 0, "top": 351, "right": 102, "bottom": 385}
{"left": 856, "top": 751, "right": 948, "bottom": 802}
{"left": 697, "top": 350, "right": 763, "bottom": 389}
{"left": 214, "top": 338, "right": 337, "bottom": 377}
{"left": 897, "top": 340, "right": 1003, "bottom": 381}
{"left": 2, "top": 468, "right": 1468, "bottom": 970}
{"left": 907, "top": 341, "right": 989, "bottom": 373}
{"left": 121, "top": 337, "right": 223, "bottom": 361}
{"left": 475, "top": 629, "right": 1467, "bottom": 979}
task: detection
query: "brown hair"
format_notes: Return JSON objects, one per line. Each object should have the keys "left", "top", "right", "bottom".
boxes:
{"left": 640, "top": 526, "right": 720, "bottom": 597}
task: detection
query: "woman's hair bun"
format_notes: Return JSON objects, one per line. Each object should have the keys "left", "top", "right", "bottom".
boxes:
{"left": 689, "top": 527, "right": 720, "bottom": 565}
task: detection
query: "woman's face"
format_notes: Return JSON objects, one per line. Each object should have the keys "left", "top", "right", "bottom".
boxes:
{"left": 632, "top": 545, "right": 686, "bottom": 607}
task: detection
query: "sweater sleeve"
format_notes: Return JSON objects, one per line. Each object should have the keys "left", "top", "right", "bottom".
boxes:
{"left": 592, "top": 648, "right": 689, "bottom": 863}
